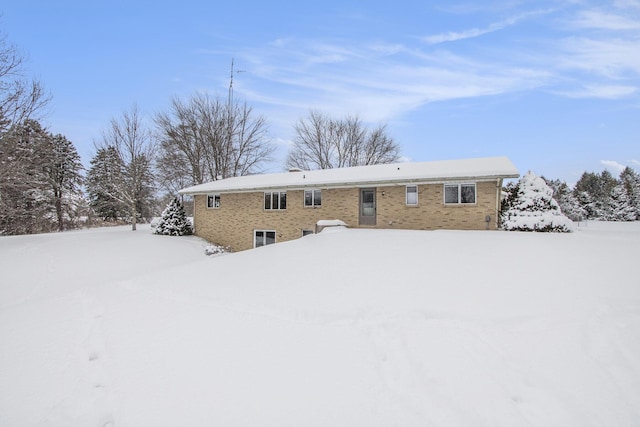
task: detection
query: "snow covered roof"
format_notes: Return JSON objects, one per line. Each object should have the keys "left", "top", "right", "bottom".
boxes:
{"left": 179, "top": 156, "right": 519, "bottom": 195}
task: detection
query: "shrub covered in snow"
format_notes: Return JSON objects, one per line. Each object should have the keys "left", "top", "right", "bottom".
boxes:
{"left": 502, "top": 171, "right": 574, "bottom": 232}
{"left": 154, "top": 198, "right": 193, "bottom": 236}
{"left": 204, "top": 243, "right": 231, "bottom": 256}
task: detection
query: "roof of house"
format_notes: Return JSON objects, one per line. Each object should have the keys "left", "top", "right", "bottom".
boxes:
{"left": 178, "top": 156, "right": 520, "bottom": 195}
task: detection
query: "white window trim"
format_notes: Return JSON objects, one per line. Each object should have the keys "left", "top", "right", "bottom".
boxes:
{"left": 254, "top": 230, "right": 276, "bottom": 248}
{"left": 444, "top": 183, "right": 477, "bottom": 205}
{"left": 207, "top": 193, "right": 221, "bottom": 209}
{"left": 304, "top": 189, "right": 322, "bottom": 207}
{"left": 264, "top": 191, "right": 287, "bottom": 210}
{"left": 406, "top": 185, "right": 418, "bottom": 206}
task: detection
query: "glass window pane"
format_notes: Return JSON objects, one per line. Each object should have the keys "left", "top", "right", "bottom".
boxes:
{"left": 280, "top": 192, "right": 287, "bottom": 209}
{"left": 314, "top": 190, "right": 321, "bottom": 206}
{"left": 445, "top": 185, "right": 459, "bottom": 204}
{"left": 255, "top": 231, "right": 264, "bottom": 247}
{"left": 461, "top": 184, "right": 476, "bottom": 203}
{"left": 214, "top": 194, "right": 220, "bottom": 208}
{"left": 363, "top": 190, "right": 374, "bottom": 204}
{"left": 304, "top": 190, "right": 312, "bottom": 206}
{"left": 264, "top": 193, "right": 271, "bottom": 210}
{"left": 406, "top": 186, "right": 417, "bottom": 204}
{"left": 207, "top": 195, "right": 214, "bottom": 208}
{"left": 272, "top": 192, "right": 279, "bottom": 209}
{"left": 266, "top": 231, "right": 276, "bottom": 245}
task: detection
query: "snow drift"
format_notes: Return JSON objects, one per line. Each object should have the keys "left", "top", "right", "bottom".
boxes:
{"left": 1, "top": 223, "right": 639, "bottom": 426}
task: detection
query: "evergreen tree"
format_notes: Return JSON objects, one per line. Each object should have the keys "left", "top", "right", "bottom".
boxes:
{"left": 86, "top": 146, "right": 128, "bottom": 221}
{"left": 154, "top": 197, "right": 192, "bottom": 236}
{"left": 609, "top": 183, "right": 636, "bottom": 221}
{"left": 0, "top": 120, "right": 53, "bottom": 234}
{"left": 619, "top": 167, "right": 640, "bottom": 220}
{"left": 502, "top": 171, "right": 573, "bottom": 232}
{"left": 574, "top": 170, "right": 617, "bottom": 219}
{"left": 542, "top": 177, "right": 587, "bottom": 221}
{"left": 42, "top": 133, "right": 84, "bottom": 231}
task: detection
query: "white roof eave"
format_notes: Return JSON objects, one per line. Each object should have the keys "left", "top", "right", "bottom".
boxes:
{"left": 179, "top": 173, "right": 520, "bottom": 195}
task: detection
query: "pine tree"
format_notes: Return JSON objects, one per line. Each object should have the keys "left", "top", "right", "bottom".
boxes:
{"left": 86, "top": 146, "right": 128, "bottom": 221}
{"left": 154, "top": 197, "right": 192, "bottom": 236}
{"left": 619, "top": 167, "right": 640, "bottom": 220}
{"left": 42, "top": 133, "right": 84, "bottom": 231}
{"left": 609, "top": 183, "right": 637, "bottom": 221}
{"left": 0, "top": 120, "right": 53, "bottom": 234}
{"left": 502, "top": 171, "right": 574, "bottom": 232}
{"left": 574, "top": 170, "right": 617, "bottom": 219}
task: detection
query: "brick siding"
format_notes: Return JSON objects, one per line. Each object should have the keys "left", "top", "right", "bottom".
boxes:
{"left": 193, "top": 181, "right": 501, "bottom": 251}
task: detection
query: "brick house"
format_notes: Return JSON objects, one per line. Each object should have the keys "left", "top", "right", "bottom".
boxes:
{"left": 179, "top": 156, "right": 519, "bottom": 251}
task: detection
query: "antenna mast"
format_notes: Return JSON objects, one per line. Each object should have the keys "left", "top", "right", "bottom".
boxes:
{"left": 228, "top": 58, "right": 246, "bottom": 107}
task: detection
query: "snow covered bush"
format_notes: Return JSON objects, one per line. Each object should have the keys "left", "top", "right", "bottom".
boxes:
{"left": 502, "top": 171, "right": 574, "bottom": 232}
{"left": 204, "top": 243, "right": 231, "bottom": 256}
{"left": 154, "top": 198, "right": 193, "bottom": 236}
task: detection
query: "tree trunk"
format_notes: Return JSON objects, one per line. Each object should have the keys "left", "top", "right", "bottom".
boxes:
{"left": 55, "top": 193, "right": 63, "bottom": 232}
{"left": 131, "top": 201, "right": 137, "bottom": 231}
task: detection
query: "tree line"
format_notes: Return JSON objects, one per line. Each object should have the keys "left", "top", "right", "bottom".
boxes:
{"left": 3, "top": 26, "right": 638, "bottom": 236}
{"left": 0, "top": 28, "right": 401, "bottom": 235}
{"left": 503, "top": 167, "right": 640, "bottom": 223}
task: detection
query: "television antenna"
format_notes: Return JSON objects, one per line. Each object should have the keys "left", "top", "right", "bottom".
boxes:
{"left": 228, "top": 58, "right": 246, "bottom": 107}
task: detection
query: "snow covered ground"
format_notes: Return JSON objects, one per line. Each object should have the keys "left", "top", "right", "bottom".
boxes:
{"left": 1, "top": 222, "right": 639, "bottom": 426}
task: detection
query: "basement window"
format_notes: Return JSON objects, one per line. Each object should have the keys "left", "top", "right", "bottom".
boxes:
{"left": 254, "top": 230, "right": 276, "bottom": 248}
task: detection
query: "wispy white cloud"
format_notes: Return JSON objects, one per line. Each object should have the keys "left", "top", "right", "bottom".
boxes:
{"left": 226, "top": 2, "right": 640, "bottom": 132}
{"left": 558, "top": 37, "right": 640, "bottom": 78}
{"left": 421, "top": 9, "right": 552, "bottom": 44}
{"left": 557, "top": 84, "right": 638, "bottom": 99}
{"left": 614, "top": 0, "right": 640, "bottom": 9}
{"left": 236, "top": 39, "right": 553, "bottom": 126}
{"left": 569, "top": 10, "right": 640, "bottom": 31}
{"left": 601, "top": 160, "right": 627, "bottom": 174}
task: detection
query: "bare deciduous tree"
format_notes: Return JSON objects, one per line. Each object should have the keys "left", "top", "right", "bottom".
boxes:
{"left": 286, "top": 110, "right": 400, "bottom": 170}
{"left": 0, "top": 29, "right": 50, "bottom": 133}
{"left": 155, "top": 92, "right": 273, "bottom": 193}
{"left": 95, "top": 105, "right": 155, "bottom": 231}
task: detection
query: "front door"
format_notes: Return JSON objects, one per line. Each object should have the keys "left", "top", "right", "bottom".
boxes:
{"left": 359, "top": 188, "right": 376, "bottom": 226}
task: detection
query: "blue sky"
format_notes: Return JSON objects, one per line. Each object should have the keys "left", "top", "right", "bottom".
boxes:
{"left": 2, "top": 0, "right": 639, "bottom": 184}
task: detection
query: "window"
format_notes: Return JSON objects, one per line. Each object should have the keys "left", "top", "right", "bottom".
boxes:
{"left": 207, "top": 194, "right": 220, "bottom": 209}
{"left": 264, "top": 192, "right": 286, "bottom": 210}
{"left": 254, "top": 230, "right": 276, "bottom": 247}
{"left": 406, "top": 185, "right": 418, "bottom": 205}
{"left": 304, "top": 189, "right": 322, "bottom": 207}
{"left": 444, "top": 183, "right": 476, "bottom": 204}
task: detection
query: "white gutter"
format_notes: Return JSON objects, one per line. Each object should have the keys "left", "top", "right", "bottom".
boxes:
{"left": 179, "top": 173, "right": 520, "bottom": 196}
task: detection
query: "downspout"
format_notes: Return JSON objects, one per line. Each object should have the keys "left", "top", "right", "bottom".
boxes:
{"left": 192, "top": 194, "right": 197, "bottom": 235}
{"left": 496, "top": 178, "right": 503, "bottom": 229}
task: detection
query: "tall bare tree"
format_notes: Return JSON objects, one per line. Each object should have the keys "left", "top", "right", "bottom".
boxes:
{"left": 0, "top": 29, "right": 50, "bottom": 133}
{"left": 94, "top": 105, "right": 155, "bottom": 231}
{"left": 155, "top": 91, "right": 273, "bottom": 193}
{"left": 286, "top": 110, "right": 401, "bottom": 170}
